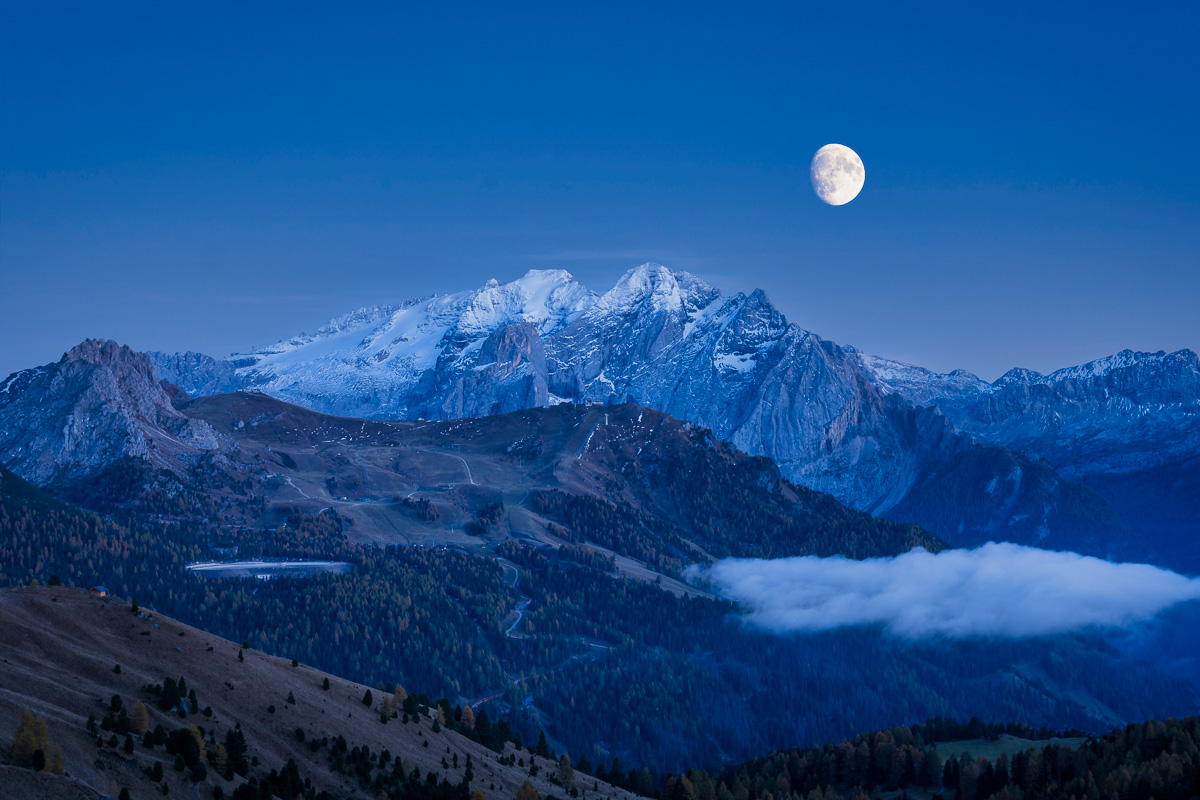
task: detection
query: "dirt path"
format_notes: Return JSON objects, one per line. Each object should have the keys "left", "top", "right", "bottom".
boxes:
{"left": 449, "top": 453, "right": 478, "bottom": 485}
{"left": 497, "top": 561, "right": 531, "bottom": 639}
{"left": 283, "top": 476, "right": 311, "bottom": 499}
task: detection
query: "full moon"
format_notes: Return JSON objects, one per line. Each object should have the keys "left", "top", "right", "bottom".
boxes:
{"left": 810, "top": 144, "right": 865, "bottom": 206}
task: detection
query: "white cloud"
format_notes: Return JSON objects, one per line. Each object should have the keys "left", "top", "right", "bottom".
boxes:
{"left": 690, "top": 543, "right": 1200, "bottom": 638}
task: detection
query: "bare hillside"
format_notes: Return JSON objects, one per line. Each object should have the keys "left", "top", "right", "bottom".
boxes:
{"left": 0, "top": 586, "right": 637, "bottom": 800}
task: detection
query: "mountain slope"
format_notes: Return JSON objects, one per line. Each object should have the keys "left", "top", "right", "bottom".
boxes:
{"left": 0, "top": 586, "right": 638, "bottom": 800}
{"left": 4, "top": 462, "right": 1195, "bottom": 775}
{"left": 4, "top": 339, "right": 948, "bottom": 571}
{"left": 0, "top": 339, "right": 225, "bottom": 487}
{"left": 861, "top": 348, "right": 1200, "bottom": 568}
{"left": 145, "top": 265, "right": 1136, "bottom": 555}
{"left": 172, "top": 390, "right": 946, "bottom": 570}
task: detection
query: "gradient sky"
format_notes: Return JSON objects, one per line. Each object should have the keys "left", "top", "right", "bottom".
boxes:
{"left": 2, "top": 2, "right": 1197, "bottom": 380}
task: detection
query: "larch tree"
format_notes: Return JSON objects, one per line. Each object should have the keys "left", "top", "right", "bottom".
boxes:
{"left": 48, "top": 743, "right": 63, "bottom": 775}
{"left": 517, "top": 780, "right": 540, "bottom": 800}
{"left": 557, "top": 755, "right": 575, "bottom": 790}
{"left": 209, "top": 743, "right": 228, "bottom": 774}
{"left": 11, "top": 709, "right": 50, "bottom": 769}
{"left": 130, "top": 701, "right": 149, "bottom": 735}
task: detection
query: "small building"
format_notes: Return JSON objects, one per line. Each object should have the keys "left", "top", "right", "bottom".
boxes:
{"left": 88, "top": 585, "right": 109, "bottom": 597}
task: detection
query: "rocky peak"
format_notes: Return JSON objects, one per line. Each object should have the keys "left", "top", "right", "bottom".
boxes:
{"left": 0, "top": 339, "right": 225, "bottom": 486}
{"left": 722, "top": 289, "right": 790, "bottom": 349}
{"left": 596, "top": 262, "right": 718, "bottom": 316}
{"left": 63, "top": 338, "right": 153, "bottom": 369}
{"left": 479, "top": 321, "right": 547, "bottom": 375}
{"left": 994, "top": 367, "right": 1044, "bottom": 387}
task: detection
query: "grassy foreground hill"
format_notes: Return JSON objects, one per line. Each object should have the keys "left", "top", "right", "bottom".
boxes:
{"left": 3, "top": 444, "right": 1198, "bottom": 774}
{"left": 0, "top": 586, "right": 638, "bottom": 800}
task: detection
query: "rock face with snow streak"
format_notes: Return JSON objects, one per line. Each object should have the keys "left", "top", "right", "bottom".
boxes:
{"left": 428, "top": 320, "right": 550, "bottom": 420}
{"left": 860, "top": 348, "right": 1200, "bottom": 472}
{"left": 0, "top": 339, "right": 225, "bottom": 485}
{"left": 861, "top": 348, "right": 1200, "bottom": 568}
{"left": 156, "top": 264, "right": 973, "bottom": 510}
{"left": 152, "top": 350, "right": 242, "bottom": 398}
{"left": 160, "top": 270, "right": 594, "bottom": 421}
{"left": 137, "top": 263, "right": 1135, "bottom": 558}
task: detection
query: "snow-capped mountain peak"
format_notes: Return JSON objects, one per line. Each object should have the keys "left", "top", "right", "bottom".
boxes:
{"left": 146, "top": 264, "right": 1200, "bottom": 570}
{"left": 457, "top": 268, "right": 595, "bottom": 336}
{"left": 594, "top": 262, "right": 719, "bottom": 316}
{"left": 856, "top": 353, "right": 989, "bottom": 406}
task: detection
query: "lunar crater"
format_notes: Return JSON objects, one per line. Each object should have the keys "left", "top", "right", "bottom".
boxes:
{"left": 811, "top": 144, "right": 865, "bottom": 206}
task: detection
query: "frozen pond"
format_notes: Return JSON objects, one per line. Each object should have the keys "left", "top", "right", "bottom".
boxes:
{"left": 186, "top": 559, "right": 352, "bottom": 580}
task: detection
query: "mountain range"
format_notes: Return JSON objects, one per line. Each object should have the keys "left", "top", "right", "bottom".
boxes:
{"left": 137, "top": 263, "right": 1198, "bottom": 570}
{"left": 2, "top": 371, "right": 1196, "bottom": 772}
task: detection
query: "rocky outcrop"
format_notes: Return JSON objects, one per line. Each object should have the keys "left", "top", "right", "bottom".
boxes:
{"left": 861, "top": 347, "right": 1200, "bottom": 569}
{"left": 862, "top": 348, "right": 1200, "bottom": 474}
{"left": 0, "top": 339, "right": 225, "bottom": 485}
{"left": 430, "top": 321, "right": 549, "bottom": 419}
{"left": 152, "top": 350, "right": 242, "bottom": 398}
{"left": 136, "top": 264, "right": 1139, "bottom": 556}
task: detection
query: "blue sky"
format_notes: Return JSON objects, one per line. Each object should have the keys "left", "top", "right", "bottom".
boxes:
{"left": 2, "top": 1, "right": 1197, "bottom": 379}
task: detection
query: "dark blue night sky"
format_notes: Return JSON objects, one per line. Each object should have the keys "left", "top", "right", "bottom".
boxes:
{"left": 3, "top": 1, "right": 1197, "bottom": 378}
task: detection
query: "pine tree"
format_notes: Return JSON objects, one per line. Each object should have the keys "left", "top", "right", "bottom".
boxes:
{"left": 922, "top": 747, "right": 943, "bottom": 789}
{"left": 223, "top": 725, "right": 249, "bottom": 776}
{"left": 536, "top": 731, "right": 550, "bottom": 758}
{"left": 475, "top": 709, "right": 492, "bottom": 745}
{"left": 638, "top": 767, "right": 655, "bottom": 797}
{"left": 362, "top": 689, "right": 374, "bottom": 707}
{"left": 159, "top": 678, "right": 181, "bottom": 711}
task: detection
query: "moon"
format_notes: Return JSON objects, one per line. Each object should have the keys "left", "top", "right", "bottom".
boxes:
{"left": 810, "top": 144, "right": 865, "bottom": 206}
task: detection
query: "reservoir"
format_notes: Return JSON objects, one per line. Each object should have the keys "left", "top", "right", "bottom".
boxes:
{"left": 186, "top": 559, "right": 352, "bottom": 580}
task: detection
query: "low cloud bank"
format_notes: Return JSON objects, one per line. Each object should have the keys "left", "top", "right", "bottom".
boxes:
{"left": 692, "top": 542, "right": 1200, "bottom": 638}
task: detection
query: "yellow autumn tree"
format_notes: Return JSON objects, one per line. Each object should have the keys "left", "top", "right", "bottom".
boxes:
{"left": 516, "top": 780, "right": 540, "bottom": 800}
{"left": 210, "top": 743, "right": 229, "bottom": 774}
{"left": 189, "top": 725, "right": 207, "bottom": 762}
{"left": 460, "top": 704, "right": 475, "bottom": 730}
{"left": 48, "top": 744, "right": 63, "bottom": 775}
{"left": 11, "top": 709, "right": 50, "bottom": 769}
{"left": 129, "top": 700, "right": 149, "bottom": 735}
{"left": 557, "top": 755, "right": 575, "bottom": 790}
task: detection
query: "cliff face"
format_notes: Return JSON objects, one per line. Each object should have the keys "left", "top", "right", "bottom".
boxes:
{"left": 0, "top": 339, "right": 225, "bottom": 485}
{"left": 863, "top": 347, "right": 1200, "bottom": 568}
{"left": 133, "top": 264, "right": 1162, "bottom": 557}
